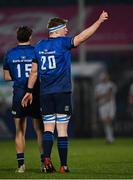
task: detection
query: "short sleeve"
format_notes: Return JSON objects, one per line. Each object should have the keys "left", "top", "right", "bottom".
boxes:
{"left": 32, "top": 50, "right": 38, "bottom": 63}
{"left": 62, "top": 37, "right": 75, "bottom": 49}
{"left": 32, "top": 58, "right": 38, "bottom": 63}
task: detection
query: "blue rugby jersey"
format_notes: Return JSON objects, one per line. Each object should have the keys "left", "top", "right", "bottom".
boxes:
{"left": 33, "top": 37, "right": 74, "bottom": 95}
{"left": 3, "top": 45, "right": 35, "bottom": 89}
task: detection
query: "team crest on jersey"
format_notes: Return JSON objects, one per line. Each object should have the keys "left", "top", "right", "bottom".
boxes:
{"left": 20, "top": 56, "right": 26, "bottom": 59}
{"left": 39, "top": 50, "right": 56, "bottom": 55}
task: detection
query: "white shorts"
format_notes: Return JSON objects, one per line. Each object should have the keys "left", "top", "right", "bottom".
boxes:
{"left": 98, "top": 101, "right": 116, "bottom": 121}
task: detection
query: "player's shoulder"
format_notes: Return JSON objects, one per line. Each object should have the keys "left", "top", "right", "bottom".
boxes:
{"left": 57, "top": 36, "right": 74, "bottom": 48}
{"left": 96, "top": 82, "right": 103, "bottom": 88}
{"left": 34, "top": 39, "right": 47, "bottom": 51}
{"left": 35, "top": 39, "right": 47, "bottom": 46}
{"left": 58, "top": 36, "right": 72, "bottom": 41}
{"left": 27, "top": 45, "right": 34, "bottom": 49}
{"left": 58, "top": 36, "right": 71, "bottom": 39}
{"left": 5, "top": 46, "right": 18, "bottom": 56}
{"left": 95, "top": 83, "right": 102, "bottom": 92}
{"left": 7, "top": 45, "right": 34, "bottom": 54}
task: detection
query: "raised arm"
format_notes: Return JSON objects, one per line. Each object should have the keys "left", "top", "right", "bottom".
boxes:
{"left": 73, "top": 10, "right": 108, "bottom": 47}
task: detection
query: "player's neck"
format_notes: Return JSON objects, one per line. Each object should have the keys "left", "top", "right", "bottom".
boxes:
{"left": 49, "top": 32, "right": 63, "bottom": 38}
{"left": 18, "top": 41, "right": 31, "bottom": 45}
{"left": 49, "top": 34, "right": 59, "bottom": 38}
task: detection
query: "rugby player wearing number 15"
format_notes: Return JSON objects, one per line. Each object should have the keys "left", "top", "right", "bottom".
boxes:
{"left": 3, "top": 26, "right": 44, "bottom": 173}
{"left": 22, "top": 11, "right": 108, "bottom": 173}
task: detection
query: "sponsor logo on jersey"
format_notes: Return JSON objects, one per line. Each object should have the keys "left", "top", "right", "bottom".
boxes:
{"left": 39, "top": 50, "right": 56, "bottom": 55}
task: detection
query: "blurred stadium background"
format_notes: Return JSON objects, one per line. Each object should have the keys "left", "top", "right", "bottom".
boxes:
{"left": 0, "top": 0, "right": 133, "bottom": 139}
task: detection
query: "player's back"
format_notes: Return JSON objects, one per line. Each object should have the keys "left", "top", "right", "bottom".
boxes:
{"left": 4, "top": 45, "right": 35, "bottom": 89}
{"left": 34, "top": 37, "right": 73, "bottom": 95}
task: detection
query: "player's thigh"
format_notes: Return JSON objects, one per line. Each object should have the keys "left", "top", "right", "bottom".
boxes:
{"left": 12, "top": 88, "right": 27, "bottom": 118}
{"left": 56, "top": 121, "right": 69, "bottom": 136}
{"left": 40, "top": 94, "right": 55, "bottom": 115}
{"left": 29, "top": 93, "right": 41, "bottom": 119}
{"left": 99, "top": 105, "right": 108, "bottom": 120}
{"left": 54, "top": 92, "right": 72, "bottom": 115}
{"left": 108, "top": 101, "right": 116, "bottom": 119}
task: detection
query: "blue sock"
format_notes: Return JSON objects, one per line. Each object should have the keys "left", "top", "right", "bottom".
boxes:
{"left": 16, "top": 153, "right": 24, "bottom": 168}
{"left": 43, "top": 131, "right": 54, "bottom": 158}
{"left": 57, "top": 137, "right": 68, "bottom": 166}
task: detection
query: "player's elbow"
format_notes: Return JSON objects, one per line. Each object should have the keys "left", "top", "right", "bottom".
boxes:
{"left": 4, "top": 76, "right": 12, "bottom": 81}
{"left": 3, "top": 71, "right": 12, "bottom": 81}
{"left": 73, "top": 36, "right": 84, "bottom": 47}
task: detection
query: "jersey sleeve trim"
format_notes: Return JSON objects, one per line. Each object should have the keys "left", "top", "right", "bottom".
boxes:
{"left": 32, "top": 59, "right": 38, "bottom": 63}
{"left": 71, "top": 37, "right": 76, "bottom": 48}
{"left": 3, "top": 66, "right": 9, "bottom": 70}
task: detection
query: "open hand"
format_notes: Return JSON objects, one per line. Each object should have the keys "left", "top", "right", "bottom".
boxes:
{"left": 21, "top": 93, "right": 33, "bottom": 107}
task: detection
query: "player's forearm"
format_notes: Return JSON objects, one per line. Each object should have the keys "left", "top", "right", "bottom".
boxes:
{"left": 28, "top": 71, "right": 37, "bottom": 89}
{"left": 74, "top": 10, "right": 108, "bottom": 46}
{"left": 3, "top": 70, "right": 12, "bottom": 81}
{"left": 74, "top": 19, "right": 102, "bottom": 46}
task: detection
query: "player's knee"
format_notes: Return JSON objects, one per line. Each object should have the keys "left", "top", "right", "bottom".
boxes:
{"left": 42, "top": 114, "right": 56, "bottom": 124}
{"left": 42, "top": 114, "right": 56, "bottom": 133}
{"left": 16, "top": 128, "right": 25, "bottom": 136}
{"left": 15, "top": 132, "right": 25, "bottom": 145}
{"left": 56, "top": 114, "right": 70, "bottom": 137}
{"left": 56, "top": 114, "right": 70, "bottom": 124}
{"left": 33, "top": 122, "right": 42, "bottom": 133}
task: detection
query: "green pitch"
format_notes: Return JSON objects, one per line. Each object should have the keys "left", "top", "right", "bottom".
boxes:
{"left": 0, "top": 138, "right": 133, "bottom": 179}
